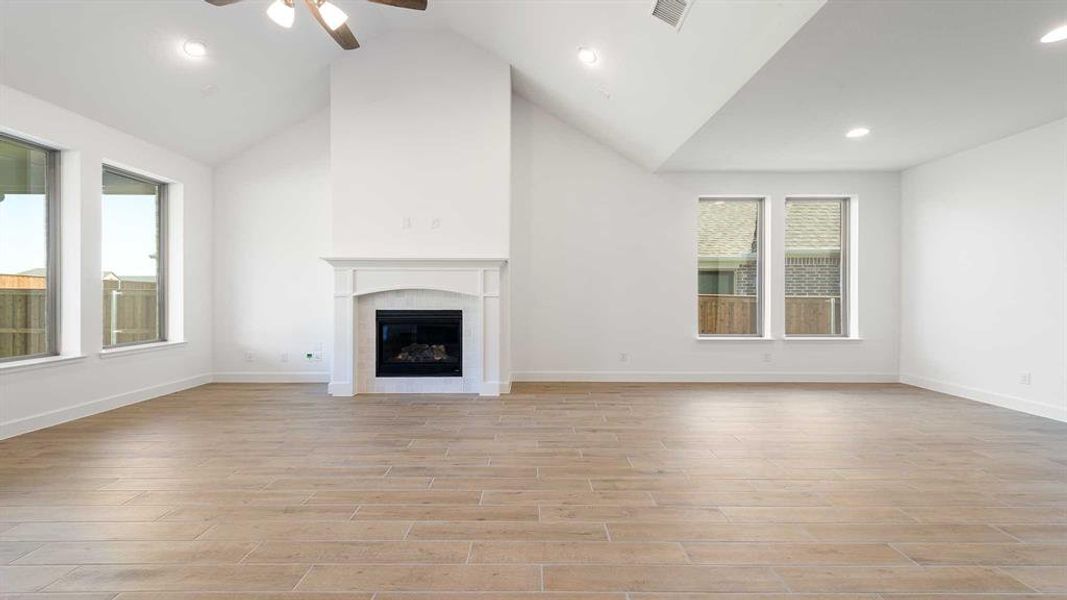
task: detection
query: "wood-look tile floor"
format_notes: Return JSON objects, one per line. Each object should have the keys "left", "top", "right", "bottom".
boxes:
{"left": 1, "top": 382, "right": 1066, "bottom": 599}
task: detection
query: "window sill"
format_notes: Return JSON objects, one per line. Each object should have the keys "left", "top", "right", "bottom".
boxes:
{"left": 99, "top": 340, "right": 186, "bottom": 359}
{"left": 0, "top": 354, "right": 87, "bottom": 374}
{"left": 784, "top": 336, "right": 863, "bottom": 341}
{"left": 695, "top": 336, "right": 775, "bottom": 341}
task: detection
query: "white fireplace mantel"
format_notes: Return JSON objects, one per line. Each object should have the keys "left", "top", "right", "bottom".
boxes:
{"left": 322, "top": 257, "right": 509, "bottom": 397}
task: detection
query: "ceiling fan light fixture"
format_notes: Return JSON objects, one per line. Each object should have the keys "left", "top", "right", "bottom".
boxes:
{"left": 318, "top": 1, "right": 349, "bottom": 31}
{"left": 1041, "top": 24, "right": 1067, "bottom": 43}
{"left": 267, "top": 0, "right": 295, "bottom": 28}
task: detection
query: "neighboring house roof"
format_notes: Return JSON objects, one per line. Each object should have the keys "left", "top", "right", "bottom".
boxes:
{"left": 697, "top": 198, "right": 843, "bottom": 259}
{"left": 786, "top": 200, "right": 842, "bottom": 251}
{"left": 698, "top": 200, "right": 759, "bottom": 257}
{"left": 17, "top": 268, "right": 47, "bottom": 277}
{"left": 102, "top": 271, "right": 156, "bottom": 283}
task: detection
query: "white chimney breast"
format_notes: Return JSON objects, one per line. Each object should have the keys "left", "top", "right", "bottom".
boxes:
{"left": 329, "top": 31, "right": 511, "bottom": 259}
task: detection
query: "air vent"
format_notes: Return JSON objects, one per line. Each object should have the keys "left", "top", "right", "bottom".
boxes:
{"left": 650, "top": 0, "right": 692, "bottom": 31}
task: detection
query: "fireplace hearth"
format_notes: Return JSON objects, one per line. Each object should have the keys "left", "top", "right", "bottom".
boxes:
{"left": 376, "top": 310, "right": 462, "bottom": 377}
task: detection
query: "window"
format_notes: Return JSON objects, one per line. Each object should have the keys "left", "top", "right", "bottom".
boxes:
{"left": 697, "top": 197, "right": 763, "bottom": 336}
{"left": 785, "top": 197, "right": 849, "bottom": 336}
{"left": 0, "top": 134, "right": 58, "bottom": 362}
{"left": 102, "top": 167, "right": 166, "bottom": 348}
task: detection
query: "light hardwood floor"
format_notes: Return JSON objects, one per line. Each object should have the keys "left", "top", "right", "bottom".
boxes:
{"left": 1, "top": 382, "right": 1065, "bottom": 598}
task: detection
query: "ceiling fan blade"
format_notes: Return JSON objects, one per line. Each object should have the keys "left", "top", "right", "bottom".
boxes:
{"left": 205, "top": 0, "right": 244, "bottom": 5}
{"left": 303, "top": 0, "right": 360, "bottom": 50}
{"left": 367, "top": 0, "right": 427, "bottom": 10}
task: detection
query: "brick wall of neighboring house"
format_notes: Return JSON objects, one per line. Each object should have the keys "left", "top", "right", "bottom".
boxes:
{"left": 735, "top": 261, "right": 759, "bottom": 296}
{"left": 785, "top": 256, "right": 841, "bottom": 296}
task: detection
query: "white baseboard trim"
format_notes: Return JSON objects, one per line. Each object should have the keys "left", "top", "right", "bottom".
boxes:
{"left": 900, "top": 373, "right": 1066, "bottom": 423}
{"left": 479, "top": 381, "right": 512, "bottom": 396}
{"left": 0, "top": 373, "right": 213, "bottom": 440}
{"left": 213, "top": 371, "right": 330, "bottom": 384}
{"left": 511, "top": 371, "right": 899, "bottom": 383}
{"left": 328, "top": 381, "right": 354, "bottom": 396}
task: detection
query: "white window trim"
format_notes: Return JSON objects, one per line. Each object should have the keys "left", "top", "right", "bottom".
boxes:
{"left": 695, "top": 195, "right": 771, "bottom": 339}
{"left": 99, "top": 161, "right": 185, "bottom": 352}
{"left": 781, "top": 194, "right": 860, "bottom": 339}
{"left": 0, "top": 354, "right": 86, "bottom": 374}
{"left": 99, "top": 340, "right": 186, "bottom": 359}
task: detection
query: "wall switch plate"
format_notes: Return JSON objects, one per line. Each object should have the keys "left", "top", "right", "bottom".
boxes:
{"left": 762, "top": 353, "right": 772, "bottom": 363}
{"left": 312, "top": 351, "right": 323, "bottom": 362}
{"left": 402, "top": 217, "right": 413, "bottom": 229}
{"left": 1020, "top": 372, "right": 1031, "bottom": 385}
{"left": 618, "top": 352, "right": 630, "bottom": 363}
{"left": 431, "top": 218, "right": 441, "bottom": 229}
{"left": 244, "top": 351, "right": 255, "bottom": 362}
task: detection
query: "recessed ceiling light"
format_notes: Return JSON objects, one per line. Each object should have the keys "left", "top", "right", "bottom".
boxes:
{"left": 846, "top": 127, "right": 870, "bottom": 139}
{"left": 182, "top": 40, "right": 208, "bottom": 59}
{"left": 1041, "top": 24, "right": 1067, "bottom": 43}
{"left": 577, "top": 46, "right": 599, "bottom": 66}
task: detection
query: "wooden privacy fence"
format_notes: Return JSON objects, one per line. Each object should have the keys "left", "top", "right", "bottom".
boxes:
{"left": 698, "top": 294, "right": 841, "bottom": 335}
{"left": 102, "top": 281, "right": 159, "bottom": 346}
{"left": 0, "top": 282, "right": 159, "bottom": 358}
{"left": 698, "top": 294, "right": 758, "bottom": 335}
{"left": 0, "top": 288, "right": 46, "bottom": 358}
{"left": 785, "top": 296, "right": 842, "bottom": 335}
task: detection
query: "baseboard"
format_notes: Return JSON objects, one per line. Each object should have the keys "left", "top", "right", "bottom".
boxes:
{"left": 0, "top": 373, "right": 213, "bottom": 440}
{"left": 328, "top": 381, "right": 354, "bottom": 396}
{"left": 479, "top": 381, "right": 512, "bottom": 396}
{"left": 511, "top": 370, "right": 899, "bottom": 383}
{"left": 213, "top": 371, "right": 330, "bottom": 384}
{"left": 900, "top": 373, "right": 1067, "bottom": 423}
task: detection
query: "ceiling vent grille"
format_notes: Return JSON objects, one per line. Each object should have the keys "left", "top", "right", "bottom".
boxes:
{"left": 650, "top": 0, "right": 692, "bottom": 31}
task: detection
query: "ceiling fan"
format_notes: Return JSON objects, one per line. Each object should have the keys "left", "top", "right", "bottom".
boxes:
{"left": 205, "top": 0, "right": 427, "bottom": 50}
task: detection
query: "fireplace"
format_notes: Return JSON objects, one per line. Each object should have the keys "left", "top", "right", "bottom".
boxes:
{"left": 376, "top": 310, "right": 463, "bottom": 377}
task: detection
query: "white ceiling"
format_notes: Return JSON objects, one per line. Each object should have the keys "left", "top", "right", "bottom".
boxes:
{"left": 0, "top": 0, "right": 377, "bottom": 164}
{"left": 0, "top": 0, "right": 822, "bottom": 168}
{"left": 436, "top": 0, "right": 824, "bottom": 169}
{"left": 662, "top": 0, "right": 1067, "bottom": 171}
{"left": 3, "top": 0, "right": 1061, "bottom": 172}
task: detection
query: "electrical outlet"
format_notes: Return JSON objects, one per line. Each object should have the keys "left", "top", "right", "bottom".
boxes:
{"left": 431, "top": 217, "right": 441, "bottom": 230}
{"left": 312, "top": 351, "right": 323, "bottom": 362}
{"left": 244, "top": 351, "right": 255, "bottom": 362}
{"left": 618, "top": 352, "right": 630, "bottom": 363}
{"left": 280, "top": 352, "right": 288, "bottom": 363}
{"left": 1020, "top": 372, "right": 1031, "bottom": 385}
{"left": 402, "top": 216, "right": 413, "bottom": 229}
{"left": 762, "top": 353, "right": 772, "bottom": 363}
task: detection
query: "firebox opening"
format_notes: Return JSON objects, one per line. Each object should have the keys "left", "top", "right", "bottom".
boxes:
{"left": 375, "top": 310, "right": 463, "bottom": 377}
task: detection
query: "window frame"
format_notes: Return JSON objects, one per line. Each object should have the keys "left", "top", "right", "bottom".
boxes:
{"left": 783, "top": 195, "right": 850, "bottom": 338}
{"left": 696, "top": 195, "right": 767, "bottom": 338}
{"left": 0, "top": 132, "right": 61, "bottom": 364}
{"left": 101, "top": 165, "right": 168, "bottom": 349}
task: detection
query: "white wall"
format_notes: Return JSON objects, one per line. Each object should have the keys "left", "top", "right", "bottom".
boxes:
{"left": 901, "top": 119, "right": 1066, "bottom": 421}
{"left": 0, "top": 85, "right": 213, "bottom": 438}
{"left": 330, "top": 31, "right": 511, "bottom": 259}
{"left": 213, "top": 111, "right": 332, "bottom": 382}
{"left": 511, "top": 96, "right": 901, "bottom": 381}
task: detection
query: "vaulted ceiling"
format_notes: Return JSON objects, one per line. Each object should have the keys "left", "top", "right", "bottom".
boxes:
{"left": 0, "top": 0, "right": 822, "bottom": 167}
{"left": 1, "top": 0, "right": 1063, "bottom": 171}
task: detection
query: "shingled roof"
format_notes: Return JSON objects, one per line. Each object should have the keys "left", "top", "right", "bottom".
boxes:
{"left": 785, "top": 200, "right": 842, "bottom": 250}
{"left": 698, "top": 200, "right": 759, "bottom": 257}
{"left": 697, "top": 198, "right": 842, "bottom": 257}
